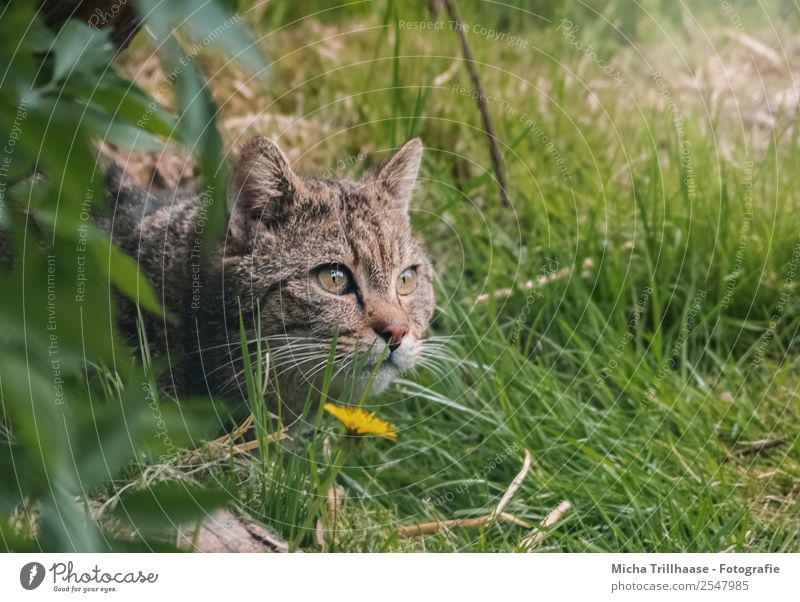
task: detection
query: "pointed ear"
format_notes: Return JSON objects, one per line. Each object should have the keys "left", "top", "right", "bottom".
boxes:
{"left": 230, "top": 137, "right": 301, "bottom": 223}
{"left": 372, "top": 138, "right": 423, "bottom": 211}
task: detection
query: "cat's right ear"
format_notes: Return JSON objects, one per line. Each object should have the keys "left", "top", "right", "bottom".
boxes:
{"left": 371, "top": 138, "right": 423, "bottom": 212}
{"left": 230, "top": 137, "right": 301, "bottom": 225}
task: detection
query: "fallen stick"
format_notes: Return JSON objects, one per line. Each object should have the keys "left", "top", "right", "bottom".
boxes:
{"left": 723, "top": 438, "right": 789, "bottom": 463}
{"left": 399, "top": 511, "right": 532, "bottom": 538}
{"left": 181, "top": 414, "right": 254, "bottom": 464}
{"left": 227, "top": 429, "right": 289, "bottom": 454}
{"left": 182, "top": 418, "right": 287, "bottom": 464}
{"left": 212, "top": 414, "right": 254, "bottom": 446}
{"left": 520, "top": 500, "right": 572, "bottom": 551}
{"left": 400, "top": 449, "right": 535, "bottom": 538}
{"left": 491, "top": 449, "right": 533, "bottom": 519}
{"left": 432, "top": 56, "right": 462, "bottom": 87}
{"left": 316, "top": 484, "right": 346, "bottom": 549}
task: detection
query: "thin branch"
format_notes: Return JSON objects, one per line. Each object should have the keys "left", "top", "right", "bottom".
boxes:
{"left": 227, "top": 430, "right": 289, "bottom": 454}
{"left": 441, "top": 0, "right": 510, "bottom": 207}
{"left": 400, "top": 448, "right": 535, "bottom": 538}
{"left": 399, "top": 512, "right": 532, "bottom": 538}
{"left": 520, "top": 500, "right": 572, "bottom": 551}
{"left": 491, "top": 449, "right": 533, "bottom": 519}
{"left": 432, "top": 56, "right": 462, "bottom": 86}
{"left": 723, "top": 438, "right": 788, "bottom": 463}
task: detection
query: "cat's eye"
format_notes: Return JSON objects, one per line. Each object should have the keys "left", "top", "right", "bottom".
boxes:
{"left": 316, "top": 264, "right": 353, "bottom": 295}
{"left": 397, "top": 266, "right": 418, "bottom": 295}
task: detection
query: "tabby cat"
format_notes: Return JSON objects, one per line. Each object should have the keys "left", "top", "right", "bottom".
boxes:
{"left": 105, "top": 138, "right": 435, "bottom": 414}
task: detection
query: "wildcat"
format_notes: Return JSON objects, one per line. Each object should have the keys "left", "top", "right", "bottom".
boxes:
{"left": 104, "top": 138, "right": 435, "bottom": 415}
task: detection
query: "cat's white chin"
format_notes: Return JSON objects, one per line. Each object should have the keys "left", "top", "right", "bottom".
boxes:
{"left": 366, "top": 364, "right": 399, "bottom": 395}
{"left": 386, "top": 337, "right": 419, "bottom": 372}
{"left": 359, "top": 338, "right": 420, "bottom": 394}
{"left": 313, "top": 338, "right": 420, "bottom": 398}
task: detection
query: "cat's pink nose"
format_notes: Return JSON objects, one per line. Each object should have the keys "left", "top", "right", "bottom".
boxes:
{"left": 376, "top": 321, "right": 409, "bottom": 352}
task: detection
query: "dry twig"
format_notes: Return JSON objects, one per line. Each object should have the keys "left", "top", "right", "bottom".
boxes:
{"left": 399, "top": 512, "right": 532, "bottom": 538}
{"left": 316, "top": 484, "right": 345, "bottom": 549}
{"left": 227, "top": 430, "right": 289, "bottom": 454}
{"left": 519, "top": 500, "right": 572, "bottom": 551}
{"left": 432, "top": 57, "right": 463, "bottom": 86}
{"left": 723, "top": 438, "right": 789, "bottom": 463}
{"left": 399, "top": 448, "right": 535, "bottom": 538}
{"left": 441, "top": 0, "right": 510, "bottom": 207}
{"left": 491, "top": 448, "right": 533, "bottom": 518}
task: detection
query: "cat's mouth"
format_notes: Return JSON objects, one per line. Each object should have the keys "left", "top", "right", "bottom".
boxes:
{"left": 363, "top": 336, "right": 419, "bottom": 371}
{"left": 264, "top": 335, "right": 421, "bottom": 397}
{"left": 350, "top": 337, "right": 420, "bottom": 394}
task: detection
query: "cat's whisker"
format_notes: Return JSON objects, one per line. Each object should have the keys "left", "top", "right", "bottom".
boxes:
{"left": 270, "top": 355, "right": 333, "bottom": 376}
{"left": 260, "top": 340, "right": 330, "bottom": 351}
{"left": 304, "top": 354, "right": 348, "bottom": 383}
{"left": 265, "top": 347, "right": 332, "bottom": 362}
{"left": 419, "top": 348, "right": 457, "bottom": 363}
{"left": 420, "top": 340, "right": 456, "bottom": 353}
{"left": 421, "top": 343, "right": 461, "bottom": 359}
{"left": 423, "top": 353, "right": 494, "bottom": 373}
{"left": 416, "top": 349, "right": 466, "bottom": 378}
{"left": 272, "top": 352, "right": 334, "bottom": 381}
{"left": 425, "top": 335, "right": 460, "bottom": 342}
{"left": 192, "top": 334, "right": 325, "bottom": 356}
{"left": 200, "top": 352, "right": 244, "bottom": 380}
{"left": 220, "top": 349, "right": 343, "bottom": 393}
{"left": 420, "top": 346, "right": 455, "bottom": 359}
{"left": 331, "top": 353, "right": 357, "bottom": 382}
{"left": 269, "top": 353, "right": 347, "bottom": 393}
{"left": 416, "top": 358, "right": 452, "bottom": 379}
{"left": 253, "top": 345, "right": 334, "bottom": 369}
{"left": 216, "top": 368, "right": 246, "bottom": 397}
{"left": 199, "top": 339, "right": 341, "bottom": 394}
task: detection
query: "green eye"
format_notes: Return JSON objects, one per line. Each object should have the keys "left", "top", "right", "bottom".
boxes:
{"left": 397, "top": 266, "right": 418, "bottom": 295}
{"left": 316, "top": 264, "right": 352, "bottom": 295}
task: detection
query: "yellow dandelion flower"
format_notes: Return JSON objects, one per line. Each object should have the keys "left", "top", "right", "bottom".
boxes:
{"left": 323, "top": 403, "right": 397, "bottom": 441}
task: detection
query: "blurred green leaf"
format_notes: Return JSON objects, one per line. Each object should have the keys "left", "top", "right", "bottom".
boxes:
{"left": 93, "top": 239, "right": 164, "bottom": 317}
{"left": 0, "top": 444, "right": 26, "bottom": 514}
{"left": 64, "top": 75, "right": 177, "bottom": 140}
{"left": 135, "top": 0, "right": 268, "bottom": 249}
{"left": 137, "top": 0, "right": 267, "bottom": 77}
{"left": 51, "top": 20, "right": 114, "bottom": 82}
{"left": 0, "top": 0, "right": 263, "bottom": 552}
{"left": 83, "top": 106, "right": 166, "bottom": 151}
{"left": 112, "top": 482, "right": 232, "bottom": 533}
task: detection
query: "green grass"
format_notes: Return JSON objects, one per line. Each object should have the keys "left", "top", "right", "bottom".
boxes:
{"left": 135, "top": 0, "right": 800, "bottom": 551}
{"left": 128, "top": 0, "right": 797, "bottom": 552}
{"left": 5, "top": 0, "right": 799, "bottom": 552}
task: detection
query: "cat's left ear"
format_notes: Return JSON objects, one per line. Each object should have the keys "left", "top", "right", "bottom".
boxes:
{"left": 230, "top": 137, "right": 302, "bottom": 224}
{"left": 372, "top": 138, "right": 423, "bottom": 212}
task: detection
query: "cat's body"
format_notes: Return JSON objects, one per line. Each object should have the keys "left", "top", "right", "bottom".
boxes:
{"left": 103, "top": 138, "right": 434, "bottom": 415}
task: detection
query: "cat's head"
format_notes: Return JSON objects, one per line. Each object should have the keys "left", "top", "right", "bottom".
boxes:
{"left": 225, "top": 137, "right": 434, "bottom": 398}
